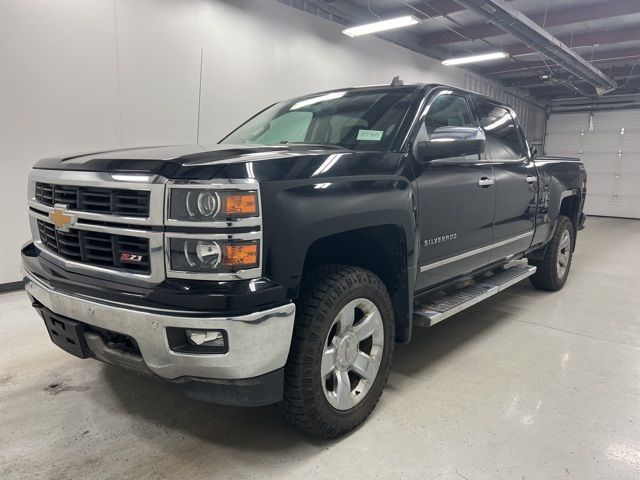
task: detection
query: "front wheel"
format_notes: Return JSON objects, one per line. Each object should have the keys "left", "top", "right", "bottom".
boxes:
{"left": 529, "top": 215, "right": 574, "bottom": 291}
{"left": 276, "top": 265, "right": 394, "bottom": 438}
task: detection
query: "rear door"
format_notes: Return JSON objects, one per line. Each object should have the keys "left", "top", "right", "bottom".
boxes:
{"left": 414, "top": 90, "right": 495, "bottom": 291}
{"left": 472, "top": 98, "right": 537, "bottom": 261}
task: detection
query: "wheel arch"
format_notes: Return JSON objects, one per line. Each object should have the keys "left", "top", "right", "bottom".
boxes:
{"left": 559, "top": 193, "right": 581, "bottom": 242}
{"left": 301, "top": 225, "right": 414, "bottom": 343}
{"left": 550, "top": 191, "right": 580, "bottom": 249}
{"left": 529, "top": 191, "right": 580, "bottom": 261}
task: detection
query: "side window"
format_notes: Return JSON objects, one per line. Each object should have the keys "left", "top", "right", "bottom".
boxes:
{"left": 415, "top": 92, "right": 479, "bottom": 161}
{"left": 473, "top": 100, "right": 525, "bottom": 160}
{"left": 418, "top": 93, "right": 475, "bottom": 141}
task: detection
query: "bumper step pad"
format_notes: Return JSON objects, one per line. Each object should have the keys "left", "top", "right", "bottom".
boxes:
{"left": 413, "top": 264, "right": 537, "bottom": 328}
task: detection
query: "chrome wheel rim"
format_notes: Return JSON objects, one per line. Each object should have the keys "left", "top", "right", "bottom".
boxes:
{"left": 321, "top": 298, "right": 384, "bottom": 411}
{"left": 557, "top": 229, "right": 571, "bottom": 278}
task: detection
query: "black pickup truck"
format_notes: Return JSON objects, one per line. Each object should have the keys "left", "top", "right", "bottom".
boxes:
{"left": 22, "top": 83, "right": 586, "bottom": 438}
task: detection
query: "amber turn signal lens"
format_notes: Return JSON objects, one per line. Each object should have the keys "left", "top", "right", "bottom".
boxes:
{"left": 224, "top": 192, "right": 258, "bottom": 216}
{"left": 224, "top": 243, "right": 258, "bottom": 268}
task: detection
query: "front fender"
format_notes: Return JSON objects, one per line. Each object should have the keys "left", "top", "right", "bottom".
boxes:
{"left": 261, "top": 177, "right": 417, "bottom": 293}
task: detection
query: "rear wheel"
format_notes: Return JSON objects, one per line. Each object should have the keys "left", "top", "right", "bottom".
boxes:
{"left": 529, "top": 215, "right": 574, "bottom": 291}
{"left": 277, "top": 265, "right": 394, "bottom": 438}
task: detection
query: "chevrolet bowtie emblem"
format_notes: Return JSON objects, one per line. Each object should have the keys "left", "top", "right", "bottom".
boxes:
{"left": 49, "top": 205, "right": 75, "bottom": 231}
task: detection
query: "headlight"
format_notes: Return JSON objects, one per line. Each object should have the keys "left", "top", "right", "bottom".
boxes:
{"left": 165, "top": 180, "right": 262, "bottom": 280}
{"left": 168, "top": 237, "right": 259, "bottom": 274}
{"left": 168, "top": 188, "right": 258, "bottom": 222}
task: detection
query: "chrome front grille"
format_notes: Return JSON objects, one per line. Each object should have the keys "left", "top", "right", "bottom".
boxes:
{"left": 28, "top": 170, "right": 166, "bottom": 286}
{"left": 28, "top": 169, "right": 262, "bottom": 286}
{"left": 35, "top": 182, "right": 151, "bottom": 217}
{"left": 37, "top": 219, "right": 151, "bottom": 273}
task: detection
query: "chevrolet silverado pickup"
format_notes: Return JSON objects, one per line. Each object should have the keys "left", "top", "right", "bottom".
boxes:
{"left": 22, "top": 83, "right": 586, "bottom": 438}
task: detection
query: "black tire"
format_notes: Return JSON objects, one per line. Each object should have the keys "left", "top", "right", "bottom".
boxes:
{"left": 529, "top": 215, "right": 574, "bottom": 291}
{"left": 276, "top": 265, "right": 394, "bottom": 438}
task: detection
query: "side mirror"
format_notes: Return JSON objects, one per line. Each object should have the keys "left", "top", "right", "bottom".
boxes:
{"left": 531, "top": 146, "right": 538, "bottom": 158}
{"left": 414, "top": 126, "right": 486, "bottom": 162}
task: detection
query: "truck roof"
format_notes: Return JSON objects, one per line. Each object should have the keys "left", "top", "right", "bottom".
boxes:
{"left": 289, "top": 83, "right": 428, "bottom": 99}
{"left": 292, "top": 83, "right": 513, "bottom": 110}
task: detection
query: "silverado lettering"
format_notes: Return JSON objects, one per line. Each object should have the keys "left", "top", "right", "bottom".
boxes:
{"left": 423, "top": 233, "right": 458, "bottom": 246}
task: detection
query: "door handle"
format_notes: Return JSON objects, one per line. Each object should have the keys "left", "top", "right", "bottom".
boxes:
{"left": 478, "top": 177, "right": 494, "bottom": 187}
{"left": 526, "top": 175, "right": 537, "bottom": 184}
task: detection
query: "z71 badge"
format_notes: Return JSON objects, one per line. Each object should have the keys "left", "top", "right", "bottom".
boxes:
{"left": 120, "top": 253, "right": 143, "bottom": 263}
{"left": 423, "top": 233, "right": 457, "bottom": 247}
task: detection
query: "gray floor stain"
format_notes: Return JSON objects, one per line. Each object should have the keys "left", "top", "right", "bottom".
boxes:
{"left": 44, "top": 382, "right": 89, "bottom": 395}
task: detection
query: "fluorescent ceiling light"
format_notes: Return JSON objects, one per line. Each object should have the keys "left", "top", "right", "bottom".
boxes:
{"left": 442, "top": 52, "right": 508, "bottom": 66}
{"left": 342, "top": 16, "right": 420, "bottom": 37}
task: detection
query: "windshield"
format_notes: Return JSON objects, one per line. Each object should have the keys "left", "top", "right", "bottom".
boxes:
{"left": 220, "top": 88, "right": 418, "bottom": 151}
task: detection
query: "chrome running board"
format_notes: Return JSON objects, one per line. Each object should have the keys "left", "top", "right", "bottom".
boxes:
{"left": 413, "top": 264, "right": 537, "bottom": 328}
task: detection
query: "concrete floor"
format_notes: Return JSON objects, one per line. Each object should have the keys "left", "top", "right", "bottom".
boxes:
{"left": 1, "top": 216, "right": 639, "bottom": 480}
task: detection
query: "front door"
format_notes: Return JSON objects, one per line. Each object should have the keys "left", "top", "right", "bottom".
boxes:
{"left": 472, "top": 99, "right": 537, "bottom": 261}
{"left": 414, "top": 91, "right": 495, "bottom": 291}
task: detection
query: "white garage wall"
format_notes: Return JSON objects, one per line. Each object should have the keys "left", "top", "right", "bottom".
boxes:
{"left": 0, "top": 0, "right": 122, "bottom": 286}
{"left": 0, "top": 0, "right": 541, "bottom": 284}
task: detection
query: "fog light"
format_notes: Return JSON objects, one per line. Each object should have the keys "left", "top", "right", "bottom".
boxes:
{"left": 166, "top": 327, "right": 228, "bottom": 354}
{"left": 186, "top": 329, "right": 224, "bottom": 347}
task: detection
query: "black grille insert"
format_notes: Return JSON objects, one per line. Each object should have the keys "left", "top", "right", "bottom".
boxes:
{"left": 35, "top": 182, "right": 150, "bottom": 218}
{"left": 37, "top": 219, "right": 150, "bottom": 273}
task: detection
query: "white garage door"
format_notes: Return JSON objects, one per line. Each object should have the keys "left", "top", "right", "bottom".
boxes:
{"left": 545, "top": 110, "right": 640, "bottom": 219}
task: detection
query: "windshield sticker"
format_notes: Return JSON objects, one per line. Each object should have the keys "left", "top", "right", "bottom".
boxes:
{"left": 357, "top": 129, "right": 383, "bottom": 141}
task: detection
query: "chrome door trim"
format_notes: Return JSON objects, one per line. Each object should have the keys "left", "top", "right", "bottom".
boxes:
{"left": 420, "top": 231, "right": 534, "bottom": 272}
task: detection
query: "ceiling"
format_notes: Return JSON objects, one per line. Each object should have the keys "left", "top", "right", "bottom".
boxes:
{"left": 281, "top": 0, "right": 640, "bottom": 102}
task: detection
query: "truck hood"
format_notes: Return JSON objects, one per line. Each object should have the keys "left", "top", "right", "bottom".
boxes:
{"left": 34, "top": 144, "right": 348, "bottom": 179}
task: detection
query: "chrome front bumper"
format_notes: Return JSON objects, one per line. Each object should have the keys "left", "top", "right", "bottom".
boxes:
{"left": 23, "top": 270, "right": 296, "bottom": 381}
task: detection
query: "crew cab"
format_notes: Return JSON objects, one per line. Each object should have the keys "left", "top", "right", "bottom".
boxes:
{"left": 21, "top": 82, "right": 586, "bottom": 438}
